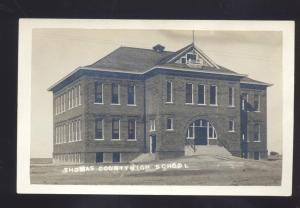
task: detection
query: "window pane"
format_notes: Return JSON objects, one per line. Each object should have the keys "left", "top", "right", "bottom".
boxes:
{"left": 112, "top": 119, "right": 119, "bottom": 139}
{"left": 167, "top": 118, "right": 172, "bottom": 130}
{"left": 210, "top": 86, "right": 217, "bottom": 105}
{"left": 186, "top": 83, "right": 193, "bottom": 103}
{"left": 166, "top": 81, "right": 172, "bottom": 102}
{"left": 95, "top": 82, "right": 103, "bottom": 103}
{"left": 198, "top": 85, "right": 205, "bottom": 104}
{"left": 128, "top": 119, "right": 136, "bottom": 140}
{"left": 112, "top": 83, "right": 119, "bottom": 104}
{"left": 95, "top": 119, "right": 103, "bottom": 139}
{"left": 253, "top": 124, "right": 260, "bottom": 141}
{"left": 112, "top": 152, "right": 120, "bottom": 163}
{"left": 254, "top": 95, "right": 259, "bottom": 111}
{"left": 96, "top": 152, "right": 103, "bottom": 163}
{"left": 229, "top": 87, "right": 233, "bottom": 106}
{"left": 128, "top": 84, "right": 135, "bottom": 104}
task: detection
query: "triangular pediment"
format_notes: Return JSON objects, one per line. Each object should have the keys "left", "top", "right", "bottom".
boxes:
{"left": 166, "top": 44, "right": 220, "bottom": 69}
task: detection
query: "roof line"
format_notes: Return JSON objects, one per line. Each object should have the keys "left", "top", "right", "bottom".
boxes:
{"left": 193, "top": 45, "right": 220, "bottom": 69}
{"left": 166, "top": 44, "right": 193, "bottom": 63}
{"left": 240, "top": 81, "right": 272, "bottom": 86}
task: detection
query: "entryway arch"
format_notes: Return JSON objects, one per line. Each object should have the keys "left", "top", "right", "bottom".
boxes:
{"left": 186, "top": 119, "right": 217, "bottom": 145}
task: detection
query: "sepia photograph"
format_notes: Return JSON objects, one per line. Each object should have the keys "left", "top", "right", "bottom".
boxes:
{"left": 17, "top": 19, "right": 294, "bottom": 195}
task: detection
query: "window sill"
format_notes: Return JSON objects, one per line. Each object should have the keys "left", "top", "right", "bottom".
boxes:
{"left": 253, "top": 140, "right": 261, "bottom": 142}
{"left": 127, "top": 104, "right": 137, "bottom": 106}
{"left": 184, "top": 103, "right": 194, "bottom": 105}
{"left": 208, "top": 138, "right": 217, "bottom": 140}
{"left": 253, "top": 111, "right": 261, "bottom": 113}
{"left": 94, "top": 102, "right": 104, "bottom": 105}
{"left": 186, "top": 137, "right": 194, "bottom": 140}
{"left": 111, "top": 139, "right": 121, "bottom": 141}
{"left": 165, "top": 102, "right": 174, "bottom": 104}
{"left": 228, "top": 130, "right": 235, "bottom": 133}
{"left": 166, "top": 129, "right": 174, "bottom": 131}
{"left": 94, "top": 138, "right": 104, "bottom": 141}
{"left": 209, "top": 104, "right": 218, "bottom": 107}
{"left": 111, "top": 103, "right": 121, "bottom": 106}
{"left": 127, "top": 139, "right": 137, "bottom": 141}
{"left": 197, "top": 103, "right": 206, "bottom": 106}
{"left": 227, "top": 105, "right": 235, "bottom": 108}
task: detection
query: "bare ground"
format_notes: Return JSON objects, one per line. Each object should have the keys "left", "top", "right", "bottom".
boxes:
{"left": 30, "top": 155, "right": 282, "bottom": 186}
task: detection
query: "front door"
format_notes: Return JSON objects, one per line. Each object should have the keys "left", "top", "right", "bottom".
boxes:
{"left": 150, "top": 135, "right": 156, "bottom": 153}
{"left": 194, "top": 127, "right": 207, "bottom": 145}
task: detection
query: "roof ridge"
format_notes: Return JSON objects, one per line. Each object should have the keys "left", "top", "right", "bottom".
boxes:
{"left": 118, "top": 46, "right": 174, "bottom": 53}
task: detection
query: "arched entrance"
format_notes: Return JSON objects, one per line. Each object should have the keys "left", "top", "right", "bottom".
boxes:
{"left": 186, "top": 119, "right": 217, "bottom": 145}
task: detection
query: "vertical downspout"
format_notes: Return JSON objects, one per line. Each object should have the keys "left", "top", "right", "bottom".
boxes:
{"left": 143, "top": 78, "right": 147, "bottom": 153}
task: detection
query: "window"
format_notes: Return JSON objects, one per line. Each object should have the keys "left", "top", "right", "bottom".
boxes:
{"left": 68, "top": 90, "right": 71, "bottom": 109}
{"left": 74, "top": 121, "right": 77, "bottom": 141}
{"left": 185, "top": 83, "right": 193, "bottom": 104}
{"left": 241, "top": 93, "right": 248, "bottom": 110}
{"left": 112, "top": 119, "right": 120, "bottom": 140}
{"left": 78, "top": 120, "right": 81, "bottom": 141}
{"left": 78, "top": 85, "right": 81, "bottom": 106}
{"left": 111, "top": 83, "right": 120, "bottom": 104}
{"left": 254, "top": 95, "right": 260, "bottom": 111}
{"left": 208, "top": 123, "right": 217, "bottom": 139}
{"left": 112, "top": 152, "right": 120, "bottom": 163}
{"left": 95, "top": 82, "right": 103, "bottom": 103}
{"left": 229, "top": 87, "right": 234, "bottom": 106}
{"left": 187, "top": 123, "right": 194, "bottom": 139}
{"left": 96, "top": 152, "right": 103, "bottom": 163}
{"left": 181, "top": 57, "right": 186, "bottom": 64}
{"left": 68, "top": 123, "right": 71, "bottom": 142}
{"left": 253, "top": 124, "right": 261, "bottom": 142}
{"left": 128, "top": 119, "right": 136, "bottom": 140}
{"left": 95, "top": 119, "right": 104, "bottom": 140}
{"left": 55, "top": 127, "right": 58, "bottom": 144}
{"left": 64, "top": 125, "right": 67, "bottom": 143}
{"left": 254, "top": 152, "right": 260, "bottom": 160}
{"left": 210, "top": 85, "right": 217, "bottom": 105}
{"left": 150, "top": 120, "right": 156, "bottom": 132}
{"left": 229, "top": 120, "right": 235, "bottom": 132}
{"left": 197, "top": 84, "right": 205, "bottom": 105}
{"left": 166, "top": 118, "right": 174, "bottom": 130}
{"left": 74, "top": 86, "right": 78, "bottom": 107}
{"left": 166, "top": 81, "right": 173, "bottom": 103}
{"left": 71, "top": 88, "right": 74, "bottom": 108}
{"left": 128, "top": 83, "right": 135, "bottom": 105}
{"left": 187, "top": 53, "right": 196, "bottom": 63}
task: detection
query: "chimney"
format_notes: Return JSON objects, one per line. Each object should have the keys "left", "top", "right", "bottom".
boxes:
{"left": 152, "top": 44, "right": 165, "bottom": 53}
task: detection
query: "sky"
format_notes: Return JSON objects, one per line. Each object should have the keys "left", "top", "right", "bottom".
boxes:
{"left": 30, "top": 29, "right": 282, "bottom": 158}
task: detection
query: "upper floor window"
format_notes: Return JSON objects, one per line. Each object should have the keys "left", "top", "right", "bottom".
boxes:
{"left": 210, "top": 85, "right": 217, "bottom": 105}
{"left": 185, "top": 83, "right": 193, "bottom": 104}
{"left": 95, "top": 82, "right": 103, "bottom": 104}
{"left": 128, "top": 83, "right": 135, "bottom": 105}
{"left": 166, "top": 118, "right": 174, "bottom": 130}
{"left": 166, "top": 81, "right": 173, "bottom": 103}
{"left": 187, "top": 53, "right": 197, "bottom": 63}
{"left": 228, "top": 87, "right": 234, "bottom": 106}
{"left": 112, "top": 119, "right": 120, "bottom": 140}
{"left": 229, "top": 120, "right": 235, "bottom": 132}
{"left": 181, "top": 57, "right": 186, "bottom": 64}
{"left": 95, "top": 118, "right": 104, "bottom": 140}
{"left": 111, "top": 83, "right": 120, "bottom": 104}
{"left": 128, "top": 119, "right": 136, "bottom": 140}
{"left": 197, "top": 84, "right": 205, "bottom": 105}
{"left": 254, "top": 94, "right": 260, "bottom": 112}
{"left": 241, "top": 93, "right": 248, "bottom": 110}
{"left": 253, "top": 123, "right": 261, "bottom": 142}
{"left": 150, "top": 120, "right": 156, "bottom": 132}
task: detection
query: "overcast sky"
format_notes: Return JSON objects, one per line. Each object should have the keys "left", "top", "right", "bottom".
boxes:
{"left": 31, "top": 29, "right": 282, "bottom": 158}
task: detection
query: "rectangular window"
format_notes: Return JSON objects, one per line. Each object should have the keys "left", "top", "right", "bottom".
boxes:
{"left": 254, "top": 152, "right": 260, "bottom": 160}
{"left": 96, "top": 152, "right": 103, "bottom": 163}
{"left": 112, "top": 152, "right": 120, "bottom": 163}
{"left": 241, "top": 93, "right": 248, "bottom": 110}
{"left": 185, "top": 83, "right": 193, "bottom": 104}
{"left": 128, "top": 119, "right": 136, "bottom": 140}
{"left": 210, "top": 85, "right": 217, "bottom": 105}
{"left": 70, "top": 122, "right": 73, "bottom": 142}
{"left": 64, "top": 125, "right": 67, "bottom": 143}
{"left": 187, "top": 123, "right": 194, "bottom": 139}
{"left": 55, "top": 127, "right": 58, "bottom": 144}
{"left": 78, "top": 85, "right": 81, "bottom": 106}
{"left": 112, "top": 119, "right": 120, "bottom": 140}
{"left": 229, "top": 87, "right": 234, "bottom": 106}
{"left": 95, "top": 82, "right": 103, "bottom": 104}
{"left": 68, "top": 123, "right": 71, "bottom": 142}
{"left": 150, "top": 120, "right": 156, "bottom": 132}
{"left": 254, "top": 95, "right": 260, "bottom": 111}
{"left": 68, "top": 90, "right": 71, "bottom": 109}
{"left": 71, "top": 88, "right": 74, "bottom": 108}
{"left": 197, "top": 84, "right": 205, "bottom": 104}
{"left": 95, "top": 119, "right": 104, "bottom": 140}
{"left": 128, "top": 83, "right": 135, "bottom": 105}
{"left": 181, "top": 57, "right": 186, "bottom": 64}
{"left": 187, "top": 53, "right": 196, "bottom": 63}
{"left": 166, "top": 118, "right": 174, "bottom": 130}
{"left": 166, "top": 81, "right": 173, "bottom": 103}
{"left": 253, "top": 124, "right": 261, "bottom": 142}
{"left": 229, "top": 120, "right": 235, "bottom": 132}
{"left": 74, "top": 86, "right": 78, "bottom": 107}
{"left": 74, "top": 121, "right": 77, "bottom": 141}
{"left": 78, "top": 120, "right": 81, "bottom": 141}
{"left": 111, "top": 83, "right": 120, "bottom": 104}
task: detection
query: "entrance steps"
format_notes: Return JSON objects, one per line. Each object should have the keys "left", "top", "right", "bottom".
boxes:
{"left": 185, "top": 145, "right": 232, "bottom": 157}
{"left": 130, "top": 153, "right": 157, "bottom": 163}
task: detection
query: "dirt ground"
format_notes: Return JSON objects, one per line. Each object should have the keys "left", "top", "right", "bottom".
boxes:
{"left": 30, "top": 155, "right": 282, "bottom": 186}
